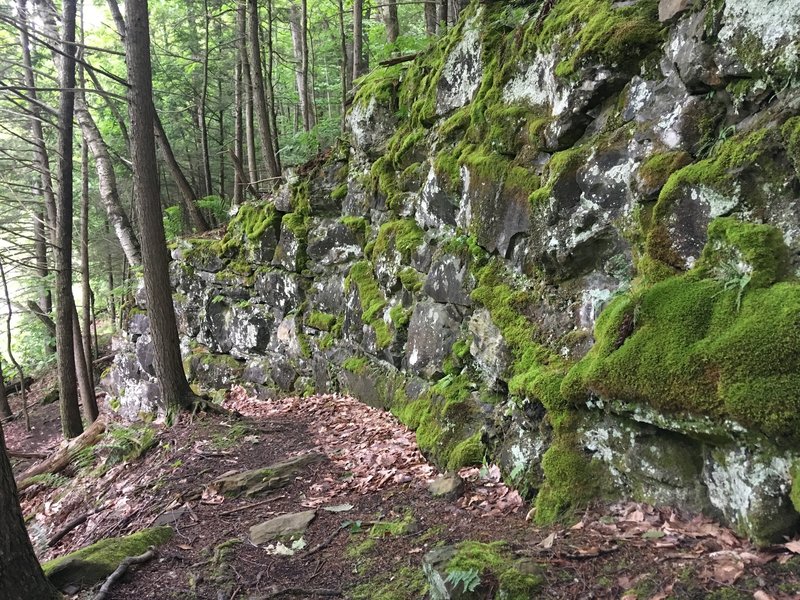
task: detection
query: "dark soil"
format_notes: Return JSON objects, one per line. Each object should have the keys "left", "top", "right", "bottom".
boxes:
{"left": 5, "top": 385, "right": 800, "bottom": 600}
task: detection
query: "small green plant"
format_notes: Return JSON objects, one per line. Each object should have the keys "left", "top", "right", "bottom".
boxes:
{"left": 699, "top": 124, "right": 736, "bottom": 159}
{"left": 101, "top": 424, "right": 157, "bottom": 468}
{"left": 26, "top": 473, "right": 70, "bottom": 489}
{"left": 445, "top": 569, "right": 481, "bottom": 594}
{"left": 713, "top": 259, "right": 752, "bottom": 312}
{"left": 211, "top": 423, "right": 249, "bottom": 450}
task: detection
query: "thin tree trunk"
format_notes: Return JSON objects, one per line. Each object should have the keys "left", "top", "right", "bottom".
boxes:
{"left": 33, "top": 208, "right": 54, "bottom": 355}
{"left": 266, "top": 0, "right": 281, "bottom": 172}
{"left": 55, "top": 0, "right": 83, "bottom": 440}
{"left": 199, "top": 0, "right": 213, "bottom": 197}
{"left": 239, "top": 0, "right": 258, "bottom": 186}
{"left": 79, "top": 133, "right": 96, "bottom": 409}
{"left": 353, "top": 0, "right": 365, "bottom": 79}
{"left": 153, "top": 115, "right": 210, "bottom": 232}
{"left": 385, "top": 0, "right": 399, "bottom": 45}
{"left": 125, "top": 0, "right": 195, "bottom": 414}
{"left": 247, "top": 0, "right": 280, "bottom": 182}
{"left": 437, "top": 0, "right": 448, "bottom": 33}
{"left": 233, "top": 25, "right": 244, "bottom": 206}
{"left": 337, "top": 0, "right": 348, "bottom": 119}
{"left": 0, "top": 423, "right": 61, "bottom": 599}
{"left": 75, "top": 95, "right": 142, "bottom": 267}
{"left": 425, "top": 0, "right": 437, "bottom": 35}
{"left": 289, "top": 3, "right": 313, "bottom": 133}
{"left": 72, "top": 308, "right": 97, "bottom": 422}
{"left": 0, "top": 362, "right": 10, "bottom": 418}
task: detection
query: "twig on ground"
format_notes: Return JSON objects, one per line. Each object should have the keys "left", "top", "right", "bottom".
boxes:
{"left": 220, "top": 493, "right": 286, "bottom": 517}
{"left": 94, "top": 547, "right": 157, "bottom": 600}
{"left": 260, "top": 588, "right": 341, "bottom": 598}
{"left": 48, "top": 512, "right": 94, "bottom": 547}
{"left": 303, "top": 525, "right": 347, "bottom": 558}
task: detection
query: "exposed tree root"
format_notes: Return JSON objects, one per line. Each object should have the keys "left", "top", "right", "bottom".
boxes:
{"left": 94, "top": 547, "right": 157, "bottom": 600}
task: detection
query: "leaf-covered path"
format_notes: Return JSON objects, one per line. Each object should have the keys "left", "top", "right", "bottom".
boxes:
{"left": 7, "top": 386, "right": 800, "bottom": 599}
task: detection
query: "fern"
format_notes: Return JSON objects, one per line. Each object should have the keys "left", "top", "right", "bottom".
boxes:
{"left": 100, "top": 424, "right": 157, "bottom": 468}
{"left": 713, "top": 259, "right": 752, "bottom": 312}
{"left": 26, "top": 473, "right": 70, "bottom": 489}
{"left": 445, "top": 568, "right": 481, "bottom": 594}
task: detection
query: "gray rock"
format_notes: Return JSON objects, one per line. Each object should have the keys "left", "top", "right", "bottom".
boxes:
{"left": 417, "top": 166, "right": 459, "bottom": 230}
{"left": 428, "top": 473, "right": 464, "bottom": 500}
{"left": 468, "top": 310, "right": 510, "bottom": 388}
{"left": 254, "top": 270, "right": 305, "bottom": 316}
{"left": 128, "top": 313, "right": 150, "bottom": 337}
{"left": 435, "top": 11, "right": 483, "bottom": 117}
{"left": 405, "top": 302, "right": 460, "bottom": 378}
{"left": 307, "top": 219, "right": 363, "bottom": 268}
{"left": 213, "top": 453, "right": 326, "bottom": 497}
{"left": 272, "top": 218, "right": 307, "bottom": 273}
{"left": 348, "top": 99, "right": 397, "bottom": 158}
{"left": 659, "top": 0, "right": 695, "bottom": 22}
{"left": 249, "top": 510, "right": 317, "bottom": 546}
{"left": 424, "top": 254, "right": 473, "bottom": 307}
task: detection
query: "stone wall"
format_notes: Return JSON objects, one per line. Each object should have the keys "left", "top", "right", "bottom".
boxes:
{"left": 108, "top": 0, "right": 800, "bottom": 544}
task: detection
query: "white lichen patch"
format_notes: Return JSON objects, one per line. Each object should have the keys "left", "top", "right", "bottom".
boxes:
{"left": 436, "top": 11, "right": 484, "bottom": 115}
{"left": 720, "top": 0, "right": 800, "bottom": 52}
{"left": 502, "top": 52, "right": 571, "bottom": 115}
{"left": 692, "top": 184, "right": 741, "bottom": 219}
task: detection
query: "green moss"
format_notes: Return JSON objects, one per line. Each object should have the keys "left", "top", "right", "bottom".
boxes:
{"left": 346, "top": 261, "right": 392, "bottom": 349}
{"left": 399, "top": 267, "right": 424, "bottom": 292}
{"left": 372, "top": 219, "right": 424, "bottom": 263}
{"left": 369, "top": 511, "right": 415, "bottom": 538}
{"left": 228, "top": 203, "right": 279, "bottom": 242}
{"left": 781, "top": 117, "right": 800, "bottom": 172}
{"left": 446, "top": 541, "right": 543, "bottom": 599}
{"left": 790, "top": 461, "right": 800, "bottom": 514}
{"left": 638, "top": 151, "right": 692, "bottom": 192}
{"left": 564, "top": 223, "right": 800, "bottom": 443}
{"left": 343, "top": 356, "right": 370, "bottom": 376}
{"left": 524, "top": 0, "right": 664, "bottom": 79}
{"left": 331, "top": 183, "right": 348, "bottom": 202}
{"left": 305, "top": 311, "right": 337, "bottom": 332}
{"left": 530, "top": 146, "right": 589, "bottom": 206}
{"left": 389, "top": 304, "right": 412, "bottom": 329}
{"left": 534, "top": 432, "right": 606, "bottom": 524}
{"left": 350, "top": 566, "right": 428, "bottom": 600}
{"left": 446, "top": 432, "right": 485, "bottom": 471}
{"left": 339, "top": 216, "right": 369, "bottom": 242}
{"left": 43, "top": 527, "right": 174, "bottom": 588}
{"left": 346, "top": 537, "right": 377, "bottom": 558}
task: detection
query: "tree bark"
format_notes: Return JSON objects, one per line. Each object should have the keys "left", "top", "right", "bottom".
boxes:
{"left": 233, "top": 20, "right": 244, "bottom": 206}
{"left": 0, "top": 424, "right": 61, "bottom": 599}
{"left": 289, "top": 2, "right": 314, "bottom": 132}
{"left": 247, "top": 0, "right": 280, "bottom": 182}
{"left": 424, "top": 0, "right": 437, "bottom": 35}
{"left": 199, "top": 0, "right": 213, "bottom": 197}
{"left": 385, "top": 0, "right": 399, "bottom": 45}
{"left": 437, "top": 0, "right": 448, "bottom": 33}
{"left": 266, "top": 0, "right": 281, "bottom": 172}
{"left": 337, "top": 0, "right": 349, "bottom": 120}
{"left": 74, "top": 96, "right": 142, "bottom": 267}
{"left": 352, "top": 0, "right": 365, "bottom": 79}
{"left": 125, "top": 0, "right": 195, "bottom": 415}
{"left": 55, "top": 0, "right": 83, "bottom": 440}
{"left": 72, "top": 308, "right": 97, "bottom": 423}
{"left": 0, "top": 354, "right": 10, "bottom": 419}
{"left": 239, "top": 0, "right": 258, "bottom": 187}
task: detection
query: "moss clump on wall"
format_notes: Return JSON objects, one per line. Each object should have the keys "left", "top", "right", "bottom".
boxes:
{"left": 227, "top": 203, "right": 280, "bottom": 242}
{"left": 372, "top": 219, "right": 424, "bottom": 263}
{"left": 43, "top": 527, "right": 174, "bottom": 589}
{"left": 637, "top": 150, "right": 692, "bottom": 193}
{"left": 391, "top": 375, "right": 485, "bottom": 471}
{"left": 782, "top": 117, "right": 800, "bottom": 173}
{"left": 445, "top": 541, "right": 543, "bottom": 599}
{"left": 399, "top": 267, "right": 424, "bottom": 292}
{"left": 564, "top": 219, "right": 800, "bottom": 443}
{"left": 306, "top": 311, "right": 337, "bottom": 332}
{"left": 343, "top": 356, "right": 370, "bottom": 375}
{"left": 346, "top": 261, "right": 393, "bottom": 349}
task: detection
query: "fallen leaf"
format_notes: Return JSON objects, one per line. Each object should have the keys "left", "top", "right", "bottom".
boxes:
{"left": 753, "top": 591, "right": 775, "bottom": 600}
{"left": 784, "top": 540, "right": 800, "bottom": 554}
{"left": 541, "top": 533, "right": 556, "bottom": 549}
{"left": 322, "top": 504, "right": 354, "bottom": 513}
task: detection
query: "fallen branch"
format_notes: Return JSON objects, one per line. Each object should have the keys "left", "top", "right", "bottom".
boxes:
{"left": 48, "top": 512, "right": 90, "bottom": 547}
{"left": 378, "top": 53, "right": 418, "bottom": 67}
{"left": 3, "top": 376, "right": 34, "bottom": 396}
{"left": 94, "top": 547, "right": 156, "bottom": 600}
{"left": 303, "top": 524, "right": 347, "bottom": 558}
{"left": 7, "top": 450, "right": 47, "bottom": 460}
{"left": 260, "top": 588, "right": 341, "bottom": 598}
{"left": 16, "top": 417, "right": 106, "bottom": 491}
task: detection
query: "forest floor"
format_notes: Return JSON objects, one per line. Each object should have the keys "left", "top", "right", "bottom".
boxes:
{"left": 6, "top": 382, "right": 800, "bottom": 600}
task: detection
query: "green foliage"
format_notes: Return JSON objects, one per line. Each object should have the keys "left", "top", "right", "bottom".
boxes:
{"left": 445, "top": 569, "right": 481, "bottom": 594}
{"left": 345, "top": 261, "right": 392, "bottom": 349}
{"left": 306, "top": 311, "right": 337, "bottom": 331}
{"left": 444, "top": 541, "right": 543, "bottom": 599}
{"left": 25, "top": 473, "right": 70, "bottom": 489}
{"left": 343, "top": 356, "right": 370, "bottom": 375}
{"left": 101, "top": 423, "right": 158, "bottom": 467}
{"left": 372, "top": 219, "right": 424, "bottom": 262}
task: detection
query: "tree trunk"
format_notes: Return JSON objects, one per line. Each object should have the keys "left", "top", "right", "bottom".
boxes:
{"left": 437, "top": 0, "right": 448, "bottom": 33}
{"left": 247, "top": 0, "right": 280, "bottom": 182}
{"left": 199, "top": 0, "right": 213, "bottom": 197}
{"left": 239, "top": 0, "right": 258, "bottom": 187}
{"left": 153, "top": 114, "right": 210, "bottom": 232}
{"left": 266, "top": 0, "right": 281, "bottom": 172}
{"left": 79, "top": 131, "right": 96, "bottom": 406}
{"left": 17, "top": 0, "right": 57, "bottom": 243}
{"left": 72, "top": 308, "right": 97, "bottom": 423}
{"left": 337, "top": 0, "right": 348, "bottom": 119}
{"left": 289, "top": 2, "right": 314, "bottom": 132}
{"left": 424, "top": 0, "right": 437, "bottom": 35}
{"left": 125, "top": 0, "right": 195, "bottom": 415}
{"left": 352, "top": 0, "right": 365, "bottom": 79}
{"left": 74, "top": 95, "right": 142, "bottom": 267}
{"left": 33, "top": 209, "right": 54, "bottom": 355}
{"left": 233, "top": 24, "right": 244, "bottom": 206}
{"left": 0, "top": 349, "right": 10, "bottom": 418}
{"left": 55, "top": 0, "right": 83, "bottom": 440}
{"left": 0, "top": 424, "right": 61, "bottom": 599}
{"left": 385, "top": 0, "right": 399, "bottom": 45}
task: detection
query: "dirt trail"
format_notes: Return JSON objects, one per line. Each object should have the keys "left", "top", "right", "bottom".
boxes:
{"left": 6, "top": 387, "right": 800, "bottom": 599}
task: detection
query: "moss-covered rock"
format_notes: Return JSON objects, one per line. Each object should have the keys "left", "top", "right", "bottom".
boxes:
{"left": 43, "top": 527, "right": 174, "bottom": 591}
